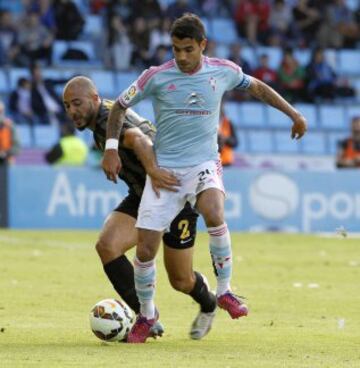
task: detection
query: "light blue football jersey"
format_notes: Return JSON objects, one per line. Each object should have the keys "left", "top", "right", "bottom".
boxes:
{"left": 118, "top": 56, "right": 251, "bottom": 167}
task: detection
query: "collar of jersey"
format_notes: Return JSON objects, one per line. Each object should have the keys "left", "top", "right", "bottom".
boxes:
{"left": 174, "top": 56, "right": 204, "bottom": 75}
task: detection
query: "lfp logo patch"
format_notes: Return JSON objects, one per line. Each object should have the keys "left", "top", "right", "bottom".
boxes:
{"left": 123, "top": 85, "right": 137, "bottom": 103}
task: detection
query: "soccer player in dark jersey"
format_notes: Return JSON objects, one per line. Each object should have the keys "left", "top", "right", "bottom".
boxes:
{"left": 63, "top": 76, "right": 216, "bottom": 340}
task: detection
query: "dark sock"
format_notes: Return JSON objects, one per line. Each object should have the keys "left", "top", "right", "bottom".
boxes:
{"left": 189, "top": 271, "right": 217, "bottom": 313}
{"left": 103, "top": 255, "right": 140, "bottom": 314}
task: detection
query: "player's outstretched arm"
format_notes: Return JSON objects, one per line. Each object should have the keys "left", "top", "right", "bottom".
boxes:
{"left": 123, "top": 128, "right": 180, "bottom": 197}
{"left": 102, "top": 101, "right": 127, "bottom": 183}
{"left": 247, "top": 77, "right": 307, "bottom": 140}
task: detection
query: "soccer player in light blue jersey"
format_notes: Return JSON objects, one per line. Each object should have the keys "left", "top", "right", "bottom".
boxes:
{"left": 103, "top": 13, "right": 307, "bottom": 343}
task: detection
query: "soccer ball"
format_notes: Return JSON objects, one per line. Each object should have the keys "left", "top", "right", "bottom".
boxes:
{"left": 89, "top": 298, "right": 134, "bottom": 342}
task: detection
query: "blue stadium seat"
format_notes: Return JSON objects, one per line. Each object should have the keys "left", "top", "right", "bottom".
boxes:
{"left": 301, "top": 132, "right": 327, "bottom": 154}
{"left": 241, "top": 47, "right": 256, "bottom": 69}
{"left": 210, "top": 19, "right": 238, "bottom": 44}
{"left": 267, "top": 106, "right": 292, "bottom": 128}
{"left": 223, "top": 102, "right": 240, "bottom": 127}
{"left": 339, "top": 50, "right": 360, "bottom": 75}
{"left": 0, "top": 70, "right": 8, "bottom": 93}
{"left": 346, "top": 105, "right": 360, "bottom": 121}
{"left": 293, "top": 48, "right": 311, "bottom": 66}
{"left": 216, "top": 44, "right": 230, "bottom": 59}
{"left": 239, "top": 102, "right": 266, "bottom": 127}
{"left": 353, "top": 79, "right": 360, "bottom": 102}
{"left": 136, "top": 101, "right": 155, "bottom": 123}
{"left": 247, "top": 130, "right": 273, "bottom": 153}
{"left": 34, "top": 126, "right": 59, "bottom": 149}
{"left": 294, "top": 103, "right": 318, "bottom": 129}
{"left": 319, "top": 105, "right": 346, "bottom": 130}
{"left": 52, "top": 40, "right": 99, "bottom": 66}
{"left": 116, "top": 72, "right": 139, "bottom": 92}
{"left": 328, "top": 132, "right": 348, "bottom": 155}
{"left": 234, "top": 129, "right": 247, "bottom": 153}
{"left": 274, "top": 131, "right": 300, "bottom": 154}
{"left": 202, "top": 18, "right": 212, "bottom": 39}
{"left": 255, "top": 47, "right": 282, "bottom": 69}
{"left": 9, "top": 68, "right": 29, "bottom": 90}
{"left": 346, "top": 0, "right": 359, "bottom": 10}
{"left": 41, "top": 68, "right": 67, "bottom": 80}
{"left": 83, "top": 15, "right": 102, "bottom": 38}
{"left": 15, "top": 125, "right": 33, "bottom": 148}
{"left": 88, "top": 70, "right": 115, "bottom": 97}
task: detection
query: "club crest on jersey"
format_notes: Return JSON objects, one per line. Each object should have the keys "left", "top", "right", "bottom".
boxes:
{"left": 209, "top": 77, "right": 216, "bottom": 91}
{"left": 123, "top": 85, "right": 137, "bottom": 103}
{"left": 185, "top": 92, "right": 206, "bottom": 108}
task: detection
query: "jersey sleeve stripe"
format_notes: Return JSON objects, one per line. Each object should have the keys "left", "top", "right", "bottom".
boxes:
{"left": 138, "top": 60, "right": 175, "bottom": 90}
{"left": 204, "top": 57, "right": 241, "bottom": 72}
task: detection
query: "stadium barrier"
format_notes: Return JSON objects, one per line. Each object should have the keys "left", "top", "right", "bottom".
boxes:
{"left": 5, "top": 166, "right": 360, "bottom": 233}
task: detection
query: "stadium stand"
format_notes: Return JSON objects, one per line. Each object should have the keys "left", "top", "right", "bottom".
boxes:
{"left": 0, "top": 0, "right": 358, "bottom": 161}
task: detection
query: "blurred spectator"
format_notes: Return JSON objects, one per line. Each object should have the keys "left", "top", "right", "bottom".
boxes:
{"left": 306, "top": 48, "right": 337, "bottom": 101}
{"left": 0, "top": 101, "right": 20, "bottom": 165}
{"left": 132, "top": 0, "right": 162, "bottom": 28}
{"left": 0, "top": 9, "right": 18, "bottom": 65}
{"left": 9, "top": 77, "right": 35, "bottom": 126}
{"left": 234, "top": 0, "right": 270, "bottom": 45}
{"left": 227, "top": 43, "right": 252, "bottom": 101}
{"left": 106, "top": 14, "right": 132, "bottom": 70}
{"left": 292, "top": 0, "right": 322, "bottom": 47}
{"left": 306, "top": 48, "right": 355, "bottom": 102}
{"left": 26, "top": 0, "right": 57, "bottom": 32}
{"left": 336, "top": 116, "right": 360, "bottom": 168}
{"left": 218, "top": 105, "right": 238, "bottom": 167}
{"left": 197, "top": 0, "right": 233, "bottom": 18}
{"left": 45, "top": 122, "right": 88, "bottom": 165}
{"left": 317, "top": 0, "right": 359, "bottom": 49}
{"left": 166, "top": 0, "right": 195, "bottom": 20}
{"left": 253, "top": 54, "right": 278, "bottom": 90}
{"left": 149, "top": 17, "right": 172, "bottom": 56}
{"left": 277, "top": 48, "right": 306, "bottom": 102}
{"left": 204, "top": 39, "right": 217, "bottom": 57}
{"left": 130, "top": 17, "right": 151, "bottom": 69}
{"left": 150, "top": 44, "right": 170, "bottom": 66}
{"left": 14, "top": 10, "right": 53, "bottom": 66}
{"left": 106, "top": 0, "right": 133, "bottom": 23}
{"left": 228, "top": 43, "right": 252, "bottom": 75}
{"left": 54, "top": 0, "right": 84, "bottom": 40}
{"left": 30, "top": 63, "right": 67, "bottom": 126}
{"left": 268, "top": 0, "right": 292, "bottom": 46}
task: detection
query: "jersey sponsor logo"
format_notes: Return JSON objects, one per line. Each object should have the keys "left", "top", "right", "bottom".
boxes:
{"left": 123, "top": 84, "right": 137, "bottom": 103}
{"left": 185, "top": 92, "right": 206, "bottom": 108}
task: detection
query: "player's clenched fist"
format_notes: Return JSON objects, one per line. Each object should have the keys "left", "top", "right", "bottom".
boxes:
{"left": 102, "top": 149, "right": 121, "bottom": 183}
{"left": 291, "top": 114, "right": 307, "bottom": 140}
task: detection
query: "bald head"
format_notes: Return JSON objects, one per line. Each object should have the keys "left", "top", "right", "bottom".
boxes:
{"left": 63, "top": 76, "right": 98, "bottom": 97}
{"left": 63, "top": 76, "right": 100, "bottom": 131}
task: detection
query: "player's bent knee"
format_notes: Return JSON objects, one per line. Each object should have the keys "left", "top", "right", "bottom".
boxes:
{"left": 95, "top": 237, "right": 123, "bottom": 259}
{"left": 168, "top": 276, "right": 193, "bottom": 294}
{"left": 203, "top": 212, "right": 224, "bottom": 228}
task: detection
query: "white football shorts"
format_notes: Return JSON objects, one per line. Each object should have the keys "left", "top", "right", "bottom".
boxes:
{"left": 136, "top": 160, "right": 224, "bottom": 231}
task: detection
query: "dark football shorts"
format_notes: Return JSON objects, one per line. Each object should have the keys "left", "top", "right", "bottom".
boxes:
{"left": 114, "top": 192, "right": 198, "bottom": 249}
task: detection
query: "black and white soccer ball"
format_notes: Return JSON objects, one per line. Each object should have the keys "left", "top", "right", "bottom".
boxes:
{"left": 89, "top": 298, "right": 134, "bottom": 342}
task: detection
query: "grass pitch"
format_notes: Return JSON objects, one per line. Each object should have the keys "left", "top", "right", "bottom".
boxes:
{"left": 0, "top": 230, "right": 359, "bottom": 368}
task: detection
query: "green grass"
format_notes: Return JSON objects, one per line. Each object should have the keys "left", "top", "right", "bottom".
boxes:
{"left": 0, "top": 230, "right": 359, "bottom": 367}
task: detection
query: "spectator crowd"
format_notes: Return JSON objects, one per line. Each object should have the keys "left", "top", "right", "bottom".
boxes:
{"left": 0, "top": 0, "right": 359, "bottom": 165}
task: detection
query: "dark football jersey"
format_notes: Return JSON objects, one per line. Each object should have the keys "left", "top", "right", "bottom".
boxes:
{"left": 92, "top": 99, "right": 156, "bottom": 197}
